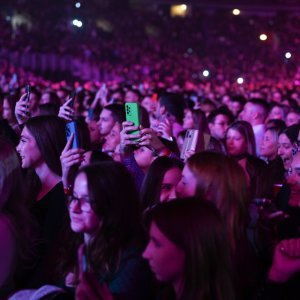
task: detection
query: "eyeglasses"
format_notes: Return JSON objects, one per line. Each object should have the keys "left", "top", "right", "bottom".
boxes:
{"left": 67, "top": 195, "right": 95, "bottom": 212}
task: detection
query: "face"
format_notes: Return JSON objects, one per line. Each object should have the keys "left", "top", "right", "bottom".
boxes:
{"left": 209, "top": 114, "right": 230, "bottom": 140}
{"left": 229, "top": 101, "right": 242, "bottom": 117}
{"left": 160, "top": 167, "right": 182, "bottom": 202}
{"left": 97, "top": 109, "right": 115, "bottom": 136}
{"left": 183, "top": 110, "right": 194, "bottom": 129}
{"left": 287, "top": 154, "right": 300, "bottom": 205}
{"left": 29, "top": 93, "right": 40, "bottom": 111}
{"left": 226, "top": 128, "right": 247, "bottom": 156}
{"left": 268, "top": 106, "right": 284, "bottom": 120}
{"left": 2, "top": 98, "right": 12, "bottom": 121}
{"left": 143, "top": 222, "right": 185, "bottom": 285}
{"left": 176, "top": 165, "right": 197, "bottom": 197}
{"left": 260, "top": 130, "right": 278, "bottom": 160}
{"left": 278, "top": 133, "right": 294, "bottom": 169}
{"left": 141, "top": 96, "right": 157, "bottom": 113}
{"left": 88, "top": 120, "right": 101, "bottom": 147}
{"left": 239, "top": 103, "right": 253, "bottom": 123}
{"left": 40, "top": 93, "right": 51, "bottom": 105}
{"left": 16, "top": 126, "right": 43, "bottom": 169}
{"left": 125, "top": 91, "right": 139, "bottom": 103}
{"left": 69, "top": 172, "right": 101, "bottom": 236}
{"left": 286, "top": 112, "right": 299, "bottom": 127}
{"left": 102, "top": 122, "right": 121, "bottom": 152}
{"left": 134, "top": 146, "right": 155, "bottom": 171}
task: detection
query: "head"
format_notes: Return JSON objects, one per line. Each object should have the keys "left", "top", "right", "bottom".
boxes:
{"left": 16, "top": 116, "right": 66, "bottom": 175}
{"left": 260, "top": 127, "right": 281, "bottom": 161}
{"left": 2, "top": 94, "right": 17, "bottom": 123}
{"left": 102, "top": 122, "right": 121, "bottom": 154}
{"left": 226, "top": 121, "right": 256, "bottom": 156}
{"left": 183, "top": 109, "right": 208, "bottom": 132}
{"left": 134, "top": 146, "right": 157, "bottom": 172}
{"left": 286, "top": 111, "right": 300, "bottom": 127}
{"left": 239, "top": 99, "right": 269, "bottom": 126}
{"left": 125, "top": 88, "right": 141, "bottom": 103}
{"left": 208, "top": 109, "right": 232, "bottom": 140}
{"left": 97, "top": 104, "right": 125, "bottom": 137}
{"left": 158, "top": 93, "right": 184, "bottom": 124}
{"left": 278, "top": 125, "right": 300, "bottom": 170}
{"left": 141, "top": 157, "right": 183, "bottom": 210}
{"left": 176, "top": 152, "right": 248, "bottom": 251}
{"left": 268, "top": 105, "right": 288, "bottom": 121}
{"left": 68, "top": 161, "right": 142, "bottom": 243}
{"left": 40, "top": 91, "right": 60, "bottom": 106}
{"left": 143, "top": 198, "right": 234, "bottom": 300}
{"left": 229, "top": 96, "right": 245, "bottom": 117}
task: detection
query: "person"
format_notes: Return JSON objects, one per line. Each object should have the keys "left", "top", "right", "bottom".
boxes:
{"left": 207, "top": 108, "right": 233, "bottom": 153}
{"left": 0, "top": 139, "right": 33, "bottom": 297}
{"left": 278, "top": 124, "right": 300, "bottom": 177}
{"left": 239, "top": 98, "right": 269, "bottom": 156}
{"left": 2, "top": 93, "right": 20, "bottom": 135}
{"left": 58, "top": 162, "right": 152, "bottom": 300}
{"left": 16, "top": 115, "right": 68, "bottom": 287}
{"left": 140, "top": 156, "right": 183, "bottom": 211}
{"left": 156, "top": 93, "right": 184, "bottom": 138}
{"left": 225, "top": 121, "right": 271, "bottom": 199}
{"left": 286, "top": 111, "right": 300, "bottom": 127}
{"left": 143, "top": 198, "right": 235, "bottom": 300}
{"left": 260, "top": 127, "right": 285, "bottom": 187}
{"left": 176, "top": 152, "right": 259, "bottom": 299}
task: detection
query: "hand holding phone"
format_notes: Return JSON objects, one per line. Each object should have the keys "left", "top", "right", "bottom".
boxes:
{"left": 180, "top": 129, "right": 199, "bottom": 160}
{"left": 125, "top": 103, "right": 141, "bottom": 139}
{"left": 66, "top": 121, "right": 80, "bottom": 149}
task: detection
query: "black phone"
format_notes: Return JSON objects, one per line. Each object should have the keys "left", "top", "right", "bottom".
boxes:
{"left": 68, "top": 91, "right": 76, "bottom": 108}
{"left": 66, "top": 121, "right": 80, "bottom": 149}
{"left": 24, "top": 84, "right": 31, "bottom": 115}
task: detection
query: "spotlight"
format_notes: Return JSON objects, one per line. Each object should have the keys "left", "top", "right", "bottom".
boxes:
{"left": 75, "top": 2, "right": 81, "bottom": 8}
{"left": 72, "top": 19, "right": 83, "bottom": 28}
{"left": 203, "top": 70, "right": 209, "bottom": 77}
{"left": 232, "top": 9, "right": 240, "bottom": 16}
{"left": 259, "top": 34, "right": 268, "bottom": 41}
{"left": 237, "top": 77, "right": 244, "bottom": 84}
{"left": 285, "top": 52, "right": 292, "bottom": 59}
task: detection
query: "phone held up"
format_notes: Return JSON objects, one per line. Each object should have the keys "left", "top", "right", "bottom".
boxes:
{"left": 125, "top": 103, "right": 141, "bottom": 138}
{"left": 180, "top": 129, "right": 199, "bottom": 160}
{"left": 24, "top": 83, "right": 31, "bottom": 115}
{"left": 66, "top": 121, "right": 80, "bottom": 149}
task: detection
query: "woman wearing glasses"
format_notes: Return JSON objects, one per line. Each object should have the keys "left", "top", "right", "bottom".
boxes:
{"left": 58, "top": 161, "right": 152, "bottom": 300}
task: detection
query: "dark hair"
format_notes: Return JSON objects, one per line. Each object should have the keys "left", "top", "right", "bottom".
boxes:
{"left": 187, "top": 152, "right": 248, "bottom": 252}
{"left": 159, "top": 93, "right": 184, "bottom": 123}
{"left": 266, "top": 119, "right": 286, "bottom": 131}
{"left": 280, "top": 124, "right": 300, "bottom": 145}
{"left": 0, "top": 139, "right": 35, "bottom": 278}
{"left": 140, "top": 157, "right": 183, "bottom": 211}
{"left": 25, "top": 116, "right": 67, "bottom": 176}
{"left": 59, "top": 161, "right": 144, "bottom": 279}
{"left": 38, "top": 103, "right": 60, "bottom": 116}
{"left": 248, "top": 98, "right": 270, "bottom": 121}
{"left": 103, "top": 104, "right": 126, "bottom": 124}
{"left": 147, "top": 198, "right": 235, "bottom": 300}
{"left": 226, "top": 121, "right": 256, "bottom": 156}
{"left": 207, "top": 108, "right": 233, "bottom": 125}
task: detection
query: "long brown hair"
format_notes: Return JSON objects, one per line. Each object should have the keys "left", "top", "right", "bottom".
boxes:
{"left": 187, "top": 152, "right": 249, "bottom": 252}
{"left": 148, "top": 198, "right": 235, "bottom": 300}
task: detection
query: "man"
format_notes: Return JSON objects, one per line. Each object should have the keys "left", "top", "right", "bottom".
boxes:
{"left": 97, "top": 104, "right": 125, "bottom": 148}
{"left": 239, "top": 98, "right": 269, "bottom": 156}
{"left": 208, "top": 108, "right": 233, "bottom": 153}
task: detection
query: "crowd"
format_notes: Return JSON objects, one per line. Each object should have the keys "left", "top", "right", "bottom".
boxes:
{"left": 0, "top": 3, "right": 300, "bottom": 300}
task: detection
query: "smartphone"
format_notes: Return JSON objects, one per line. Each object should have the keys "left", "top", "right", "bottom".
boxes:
{"left": 180, "top": 129, "right": 199, "bottom": 160}
{"left": 24, "top": 84, "right": 31, "bottom": 115}
{"left": 66, "top": 121, "right": 80, "bottom": 149}
{"left": 125, "top": 103, "right": 140, "bottom": 137}
{"left": 68, "top": 91, "right": 76, "bottom": 108}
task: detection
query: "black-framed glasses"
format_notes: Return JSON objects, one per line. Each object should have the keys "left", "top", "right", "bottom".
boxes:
{"left": 67, "top": 195, "right": 95, "bottom": 212}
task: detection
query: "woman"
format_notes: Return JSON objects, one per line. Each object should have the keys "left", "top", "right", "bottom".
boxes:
{"left": 278, "top": 124, "right": 300, "bottom": 177}
{"left": 59, "top": 162, "right": 152, "bottom": 299}
{"left": 140, "top": 157, "right": 183, "bottom": 211}
{"left": 0, "top": 139, "right": 33, "bottom": 297}
{"left": 16, "top": 115, "right": 68, "bottom": 287}
{"left": 2, "top": 94, "right": 20, "bottom": 135}
{"left": 143, "top": 198, "right": 235, "bottom": 300}
{"left": 176, "top": 152, "right": 258, "bottom": 299}
{"left": 226, "top": 121, "right": 271, "bottom": 199}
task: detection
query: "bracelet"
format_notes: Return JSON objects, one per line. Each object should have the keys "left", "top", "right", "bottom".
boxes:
{"left": 64, "top": 185, "right": 73, "bottom": 196}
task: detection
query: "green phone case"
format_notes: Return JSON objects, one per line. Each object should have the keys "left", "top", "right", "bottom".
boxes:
{"left": 125, "top": 103, "right": 140, "bottom": 136}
